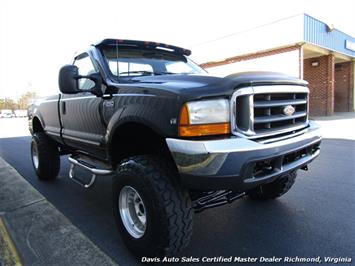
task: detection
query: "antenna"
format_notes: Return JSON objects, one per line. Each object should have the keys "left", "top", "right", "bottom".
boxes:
{"left": 116, "top": 40, "right": 119, "bottom": 77}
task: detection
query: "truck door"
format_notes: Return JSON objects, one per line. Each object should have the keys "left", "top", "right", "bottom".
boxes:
{"left": 60, "top": 53, "right": 107, "bottom": 159}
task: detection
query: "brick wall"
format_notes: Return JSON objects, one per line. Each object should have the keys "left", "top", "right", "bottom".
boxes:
{"left": 303, "top": 55, "right": 335, "bottom": 116}
{"left": 334, "top": 62, "right": 354, "bottom": 112}
{"left": 351, "top": 61, "right": 354, "bottom": 111}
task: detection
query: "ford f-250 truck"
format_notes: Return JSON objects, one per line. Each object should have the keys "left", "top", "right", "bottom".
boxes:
{"left": 28, "top": 39, "right": 321, "bottom": 257}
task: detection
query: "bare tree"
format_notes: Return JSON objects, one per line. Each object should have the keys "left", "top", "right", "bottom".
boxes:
{"left": 0, "top": 98, "right": 16, "bottom": 110}
{"left": 17, "top": 92, "right": 38, "bottom": 109}
{"left": 0, "top": 91, "right": 38, "bottom": 110}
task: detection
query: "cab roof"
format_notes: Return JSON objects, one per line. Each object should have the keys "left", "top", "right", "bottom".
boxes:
{"left": 94, "top": 39, "right": 191, "bottom": 56}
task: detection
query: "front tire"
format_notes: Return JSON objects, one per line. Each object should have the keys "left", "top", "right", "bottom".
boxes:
{"left": 113, "top": 155, "right": 193, "bottom": 257}
{"left": 247, "top": 171, "right": 297, "bottom": 200}
{"left": 31, "top": 132, "right": 60, "bottom": 180}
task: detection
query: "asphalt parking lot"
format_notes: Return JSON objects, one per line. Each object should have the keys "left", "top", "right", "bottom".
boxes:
{"left": 0, "top": 117, "right": 354, "bottom": 265}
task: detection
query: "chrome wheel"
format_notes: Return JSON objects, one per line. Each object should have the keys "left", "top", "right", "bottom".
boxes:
{"left": 119, "top": 186, "right": 147, "bottom": 238}
{"left": 31, "top": 141, "right": 39, "bottom": 170}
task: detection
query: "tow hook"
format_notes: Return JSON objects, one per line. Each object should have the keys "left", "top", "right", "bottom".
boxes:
{"left": 301, "top": 165, "right": 308, "bottom": 171}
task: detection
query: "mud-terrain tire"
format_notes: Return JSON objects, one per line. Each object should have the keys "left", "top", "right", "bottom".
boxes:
{"left": 30, "top": 132, "right": 60, "bottom": 180}
{"left": 112, "top": 155, "right": 193, "bottom": 257}
{"left": 248, "top": 171, "right": 297, "bottom": 200}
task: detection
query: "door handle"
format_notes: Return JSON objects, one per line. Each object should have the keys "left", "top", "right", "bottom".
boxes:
{"left": 61, "top": 101, "right": 66, "bottom": 115}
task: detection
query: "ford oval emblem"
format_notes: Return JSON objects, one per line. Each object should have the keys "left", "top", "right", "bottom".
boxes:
{"left": 283, "top": 105, "right": 295, "bottom": 116}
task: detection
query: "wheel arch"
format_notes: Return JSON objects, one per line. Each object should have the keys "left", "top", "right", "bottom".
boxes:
{"left": 108, "top": 121, "right": 175, "bottom": 168}
{"left": 32, "top": 116, "right": 44, "bottom": 133}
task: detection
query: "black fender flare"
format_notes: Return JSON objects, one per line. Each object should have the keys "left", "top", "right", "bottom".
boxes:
{"left": 105, "top": 105, "right": 170, "bottom": 147}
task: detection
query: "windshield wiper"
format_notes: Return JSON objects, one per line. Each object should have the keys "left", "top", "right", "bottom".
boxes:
{"left": 155, "top": 71, "right": 179, "bottom": 75}
{"left": 119, "top": 71, "right": 155, "bottom": 76}
{"left": 119, "top": 71, "right": 180, "bottom": 77}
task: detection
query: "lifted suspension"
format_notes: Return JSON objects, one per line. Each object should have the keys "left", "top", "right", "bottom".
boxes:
{"left": 192, "top": 190, "right": 246, "bottom": 213}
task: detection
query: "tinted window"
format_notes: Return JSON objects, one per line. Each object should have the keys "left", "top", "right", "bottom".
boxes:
{"left": 101, "top": 48, "right": 205, "bottom": 78}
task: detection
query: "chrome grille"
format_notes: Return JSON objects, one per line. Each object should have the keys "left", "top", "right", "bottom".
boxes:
{"left": 231, "top": 86, "right": 309, "bottom": 139}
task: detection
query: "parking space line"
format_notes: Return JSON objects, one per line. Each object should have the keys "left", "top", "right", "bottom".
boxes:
{"left": 0, "top": 217, "right": 22, "bottom": 266}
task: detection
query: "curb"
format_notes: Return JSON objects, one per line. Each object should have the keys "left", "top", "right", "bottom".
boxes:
{"left": 0, "top": 157, "right": 118, "bottom": 266}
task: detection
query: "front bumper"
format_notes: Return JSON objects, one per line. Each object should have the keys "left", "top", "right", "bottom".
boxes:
{"left": 166, "top": 121, "right": 321, "bottom": 191}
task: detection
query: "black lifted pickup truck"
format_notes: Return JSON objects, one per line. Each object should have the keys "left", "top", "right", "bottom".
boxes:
{"left": 28, "top": 39, "right": 321, "bottom": 257}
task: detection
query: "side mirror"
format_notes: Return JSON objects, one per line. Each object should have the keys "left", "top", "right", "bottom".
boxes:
{"left": 58, "top": 65, "right": 103, "bottom": 96}
{"left": 59, "top": 65, "right": 79, "bottom": 94}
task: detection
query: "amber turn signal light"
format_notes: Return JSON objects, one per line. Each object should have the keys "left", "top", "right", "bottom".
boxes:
{"left": 179, "top": 104, "right": 230, "bottom": 137}
{"left": 179, "top": 123, "right": 231, "bottom": 137}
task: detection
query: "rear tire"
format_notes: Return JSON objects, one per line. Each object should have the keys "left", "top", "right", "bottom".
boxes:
{"left": 247, "top": 171, "right": 297, "bottom": 200}
{"left": 112, "top": 155, "right": 193, "bottom": 257}
{"left": 31, "top": 132, "right": 60, "bottom": 180}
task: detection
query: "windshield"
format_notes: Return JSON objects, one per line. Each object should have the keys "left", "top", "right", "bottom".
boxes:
{"left": 101, "top": 48, "right": 205, "bottom": 78}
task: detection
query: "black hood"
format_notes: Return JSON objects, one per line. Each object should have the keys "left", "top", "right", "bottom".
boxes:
{"left": 123, "top": 72, "right": 307, "bottom": 99}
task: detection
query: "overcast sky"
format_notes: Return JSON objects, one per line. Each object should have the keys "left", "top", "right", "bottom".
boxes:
{"left": 0, "top": 0, "right": 354, "bottom": 99}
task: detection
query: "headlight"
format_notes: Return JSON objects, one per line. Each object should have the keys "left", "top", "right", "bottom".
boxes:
{"left": 179, "top": 99, "right": 231, "bottom": 137}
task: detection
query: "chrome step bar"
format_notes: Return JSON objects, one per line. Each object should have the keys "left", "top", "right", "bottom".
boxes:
{"left": 68, "top": 157, "right": 113, "bottom": 188}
